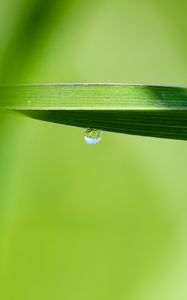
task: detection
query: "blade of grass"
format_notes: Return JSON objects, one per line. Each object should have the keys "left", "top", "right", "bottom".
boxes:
{"left": 1, "top": 83, "right": 187, "bottom": 140}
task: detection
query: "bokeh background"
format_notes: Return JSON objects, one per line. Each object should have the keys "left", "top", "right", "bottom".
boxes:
{"left": 1, "top": 0, "right": 187, "bottom": 299}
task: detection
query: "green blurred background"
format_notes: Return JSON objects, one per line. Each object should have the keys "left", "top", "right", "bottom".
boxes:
{"left": 1, "top": 0, "right": 187, "bottom": 299}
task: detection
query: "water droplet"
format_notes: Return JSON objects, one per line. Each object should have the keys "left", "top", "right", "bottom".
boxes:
{"left": 84, "top": 128, "right": 102, "bottom": 145}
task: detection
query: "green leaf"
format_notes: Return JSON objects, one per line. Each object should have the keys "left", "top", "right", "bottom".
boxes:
{"left": 1, "top": 83, "right": 187, "bottom": 140}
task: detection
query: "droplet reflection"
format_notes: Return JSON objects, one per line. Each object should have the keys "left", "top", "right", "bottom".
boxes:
{"left": 84, "top": 128, "right": 102, "bottom": 145}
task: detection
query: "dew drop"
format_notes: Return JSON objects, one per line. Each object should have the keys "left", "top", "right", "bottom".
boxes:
{"left": 84, "top": 128, "right": 102, "bottom": 145}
